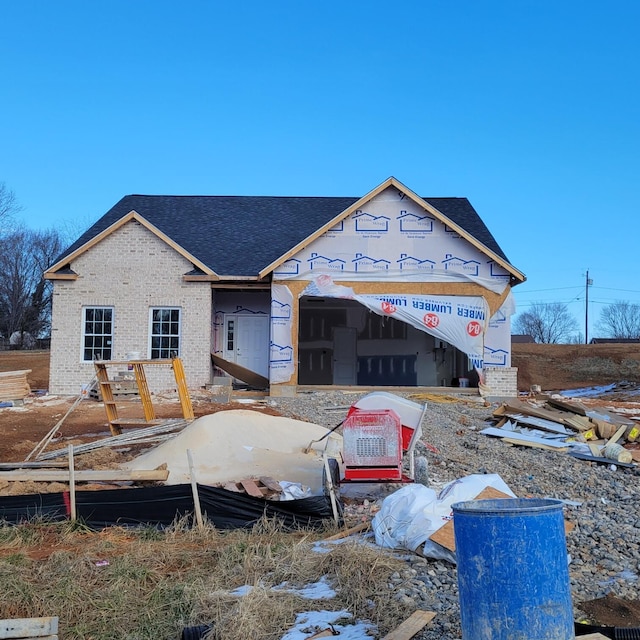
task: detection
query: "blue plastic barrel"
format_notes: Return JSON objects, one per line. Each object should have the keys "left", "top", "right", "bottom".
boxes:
{"left": 452, "top": 498, "right": 573, "bottom": 640}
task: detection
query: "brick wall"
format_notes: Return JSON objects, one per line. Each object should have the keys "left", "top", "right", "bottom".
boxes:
{"left": 483, "top": 366, "right": 518, "bottom": 398}
{"left": 49, "top": 221, "right": 212, "bottom": 395}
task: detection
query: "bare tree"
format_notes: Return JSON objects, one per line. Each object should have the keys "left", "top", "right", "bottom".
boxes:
{"left": 0, "top": 227, "right": 63, "bottom": 344}
{"left": 0, "top": 182, "right": 22, "bottom": 235}
{"left": 513, "top": 302, "right": 578, "bottom": 343}
{"left": 595, "top": 301, "right": 640, "bottom": 339}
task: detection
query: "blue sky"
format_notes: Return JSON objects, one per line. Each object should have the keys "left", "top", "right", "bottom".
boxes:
{"left": 2, "top": 1, "right": 639, "bottom": 339}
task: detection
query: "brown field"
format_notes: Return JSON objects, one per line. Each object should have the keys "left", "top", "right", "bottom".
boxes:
{"left": 3, "top": 344, "right": 640, "bottom": 395}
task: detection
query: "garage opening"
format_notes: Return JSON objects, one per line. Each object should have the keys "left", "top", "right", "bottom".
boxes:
{"left": 297, "top": 296, "right": 473, "bottom": 387}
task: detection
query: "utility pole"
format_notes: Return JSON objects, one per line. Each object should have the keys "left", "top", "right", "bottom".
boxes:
{"left": 585, "top": 270, "right": 593, "bottom": 344}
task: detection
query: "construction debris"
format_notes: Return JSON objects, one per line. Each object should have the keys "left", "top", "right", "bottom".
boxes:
{"left": 481, "top": 394, "right": 639, "bottom": 468}
{"left": 222, "top": 476, "right": 284, "bottom": 500}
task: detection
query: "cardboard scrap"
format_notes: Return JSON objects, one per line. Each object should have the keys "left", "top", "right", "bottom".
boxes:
{"left": 429, "top": 486, "right": 512, "bottom": 552}
{"left": 429, "top": 487, "right": 575, "bottom": 553}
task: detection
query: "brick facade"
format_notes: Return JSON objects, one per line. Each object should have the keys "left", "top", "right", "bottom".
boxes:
{"left": 49, "top": 221, "right": 212, "bottom": 395}
{"left": 483, "top": 366, "right": 518, "bottom": 398}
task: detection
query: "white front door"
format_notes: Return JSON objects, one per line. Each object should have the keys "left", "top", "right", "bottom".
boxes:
{"left": 224, "top": 315, "right": 270, "bottom": 378}
{"left": 333, "top": 326, "right": 357, "bottom": 385}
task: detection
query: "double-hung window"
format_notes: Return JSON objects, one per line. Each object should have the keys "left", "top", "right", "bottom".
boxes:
{"left": 150, "top": 308, "right": 181, "bottom": 359}
{"left": 83, "top": 307, "right": 113, "bottom": 361}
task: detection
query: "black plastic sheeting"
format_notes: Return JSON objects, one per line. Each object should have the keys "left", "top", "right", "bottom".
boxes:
{"left": 0, "top": 484, "right": 340, "bottom": 530}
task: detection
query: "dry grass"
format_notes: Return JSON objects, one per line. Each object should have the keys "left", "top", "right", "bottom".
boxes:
{"left": 0, "top": 517, "right": 412, "bottom": 639}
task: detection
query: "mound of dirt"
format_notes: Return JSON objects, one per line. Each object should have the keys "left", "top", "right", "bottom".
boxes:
{"left": 512, "top": 343, "right": 640, "bottom": 392}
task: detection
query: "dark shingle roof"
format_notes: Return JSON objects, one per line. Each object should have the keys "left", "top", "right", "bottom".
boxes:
{"left": 56, "top": 194, "right": 512, "bottom": 277}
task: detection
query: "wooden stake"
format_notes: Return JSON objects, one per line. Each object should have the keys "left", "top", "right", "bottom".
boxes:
{"left": 68, "top": 445, "right": 76, "bottom": 521}
{"left": 187, "top": 449, "right": 204, "bottom": 530}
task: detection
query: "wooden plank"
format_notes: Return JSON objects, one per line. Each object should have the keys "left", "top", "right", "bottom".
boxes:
{"left": 563, "top": 415, "right": 594, "bottom": 433}
{"left": 258, "top": 476, "right": 282, "bottom": 492}
{"left": 608, "top": 424, "right": 628, "bottom": 446}
{"left": 0, "top": 370, "right": 31, "bottom": 401}
{"left": 0, "top": 469, "right": 169, "bottom": 482}
{"left": 501, "top": 437, "right": 570, "bottom": 452}
{"left": 187, "top": 449, "right": 204, "bottom": 530}
{"left": 499, "top": 400, "right": 585, "bottom": 430}
{"left": 380, "top": 610, "right": 436, "bottom": 640}
{"left": 0, "top": 370, "right": 32, "bottom": 378}
{"left": 0, "top": 616, "right": 58, "bottom": 639}
{"left": 210, "top": 353, "right": 269, "bottom": 389}
{"left": 545, "top": 397, "right": 587, "bottom": 415}
{"left": 239, "top": 478, "right": 264, "bottom": 498}
{"left": 172, "top": 357, "right": 195, "bottom": 421}
{"left": 588, "top": 443, "right": 602, "bottom": 457}
{"left": 323, "top": 521, "right": 371, "bottom": 541}
{"left": 429, "top": 487, "right": 512, "bottom": 552}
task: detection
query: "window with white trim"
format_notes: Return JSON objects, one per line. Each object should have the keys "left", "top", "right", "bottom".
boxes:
{"left": 82, "top": 307, "right": 113, "bottom": 361}
{"left": 150, "top": 308, "right": 181, "bottom": 359}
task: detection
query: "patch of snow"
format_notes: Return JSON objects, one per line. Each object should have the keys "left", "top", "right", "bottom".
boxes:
{"left": 279, "top": 609, "right": 376, "bottom": 640}
{"left": 273, "top": 576, "right": 336, "bottom": 600}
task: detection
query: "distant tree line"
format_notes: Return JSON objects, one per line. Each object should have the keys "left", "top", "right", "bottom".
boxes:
{"left": 0, "top": 182, "right": 65, "bottom": 348}
{"left": 513, "top": 300, "right": 640, "bottom": 343}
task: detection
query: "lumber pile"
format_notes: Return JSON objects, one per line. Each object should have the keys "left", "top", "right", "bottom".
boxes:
{"left": 483, "top": 396, "right": 640, "bottom": 466}
{"left": 0, "top": 369, "right": 31, "bottom": 401}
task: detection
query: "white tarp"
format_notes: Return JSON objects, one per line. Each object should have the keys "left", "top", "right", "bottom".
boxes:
{"left": 302, "top": 274, "right": 489, "bottom": 371}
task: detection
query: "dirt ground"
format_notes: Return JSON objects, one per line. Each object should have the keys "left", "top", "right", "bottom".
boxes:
{"left": 3, "top": 344, "right": 640, "bottom": 463}
{"left": 3, "top": 348, "right": 640, "bottom": 630}
{"left": 0, "top": 350, "right": 280, "bottom": 464}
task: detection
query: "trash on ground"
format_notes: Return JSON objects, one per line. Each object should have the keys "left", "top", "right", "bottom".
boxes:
{"left": 482, "top": 396, "right": 639, "bottom": 468}
{"left": 372, "top": 473, "right": 515, "bottom": 562}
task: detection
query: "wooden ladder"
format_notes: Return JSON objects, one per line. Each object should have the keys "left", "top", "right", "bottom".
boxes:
{"left": 94, "top": 357, "right": 193, "bottom": 435}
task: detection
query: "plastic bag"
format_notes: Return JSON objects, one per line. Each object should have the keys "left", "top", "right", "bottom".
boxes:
{"left": 372, "top": 474, "right": 515, "bottom": 563}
